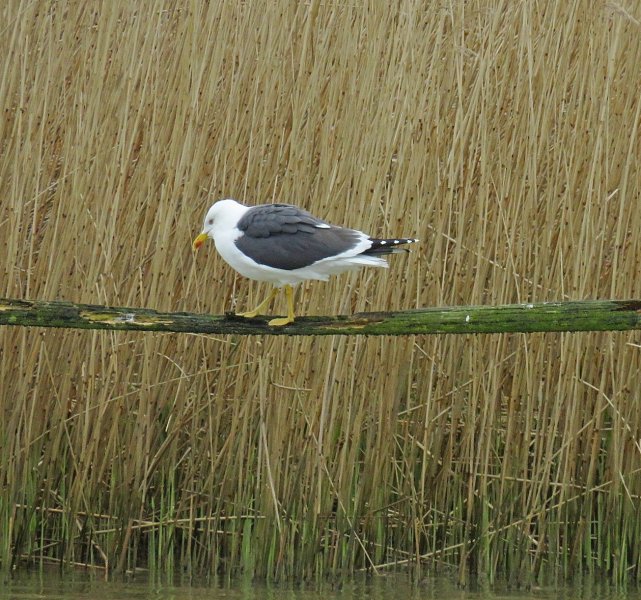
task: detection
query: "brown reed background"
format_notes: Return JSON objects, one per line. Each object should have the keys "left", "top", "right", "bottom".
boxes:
{"left": 1, "top": 0, "right": 641, "bottom": 585}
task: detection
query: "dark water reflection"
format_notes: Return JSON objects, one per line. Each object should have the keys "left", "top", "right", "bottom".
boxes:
{"left": 2, "top": 570, "right": 641, "bottom": 600}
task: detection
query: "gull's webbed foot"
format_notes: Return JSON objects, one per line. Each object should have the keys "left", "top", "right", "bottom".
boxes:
{"left": 267, "top": 284, "right": 295, "bottom": 327}
{"left": 237, "top": 288, "right": 279, "bottom": 319}
{"left": 267, "top": 315, "right": 295, "bottom": 327}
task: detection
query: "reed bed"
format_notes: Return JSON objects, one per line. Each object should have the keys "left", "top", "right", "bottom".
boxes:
{"left": 1, "top": 0, "right": 641, "bottom": 585}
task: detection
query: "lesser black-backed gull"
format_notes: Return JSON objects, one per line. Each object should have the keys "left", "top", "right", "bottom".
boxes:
{"left": 193, "top": 199, "right": 418, "bottom": 326}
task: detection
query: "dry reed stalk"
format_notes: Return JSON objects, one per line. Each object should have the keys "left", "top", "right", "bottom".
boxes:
{"left": 1, "top": 0, "right": 641, "bottom": 584}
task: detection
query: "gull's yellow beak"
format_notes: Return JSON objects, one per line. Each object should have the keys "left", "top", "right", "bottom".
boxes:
{"left": 192, "top": 232, "right": 209, "bottom": 251}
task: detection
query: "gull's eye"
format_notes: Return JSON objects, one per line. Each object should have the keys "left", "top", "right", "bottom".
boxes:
{"left": 207, "top": 218, "right": 214, "bottom": 225}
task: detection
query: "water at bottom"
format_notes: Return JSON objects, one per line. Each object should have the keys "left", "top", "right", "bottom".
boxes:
{"left": 1, "top": 569, "right": 640, "bottom": 600}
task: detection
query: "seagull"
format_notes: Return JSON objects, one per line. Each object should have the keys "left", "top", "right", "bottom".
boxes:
{"left": 192, "top": 199, "right": 418, "bottom": 326}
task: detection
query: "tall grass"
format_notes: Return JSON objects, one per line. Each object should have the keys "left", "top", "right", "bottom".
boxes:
{"left": 1, "top": 0, "right": 641, "bottom": 585}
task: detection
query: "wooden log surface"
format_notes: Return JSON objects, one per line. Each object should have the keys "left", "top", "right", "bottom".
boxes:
{"left": 2, "top": 297, "right": 641, "bottom": 335}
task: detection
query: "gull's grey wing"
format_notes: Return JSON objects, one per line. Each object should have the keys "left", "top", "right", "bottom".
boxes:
{"left": 234, "top": 204, "right": 363, "bottom": 270}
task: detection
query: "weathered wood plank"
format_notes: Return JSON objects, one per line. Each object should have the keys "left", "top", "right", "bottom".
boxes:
{"left": 2, "top": 298, "right": 641, "bottom": 335}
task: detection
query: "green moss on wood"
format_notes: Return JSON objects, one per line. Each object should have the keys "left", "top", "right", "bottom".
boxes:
{"left": 1, "top": 297, "right": 641, "bottom": 335}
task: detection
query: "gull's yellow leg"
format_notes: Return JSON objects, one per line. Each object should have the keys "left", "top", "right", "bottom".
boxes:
{"left": 237, "top": 287, "right": 279, "bottom": 319}
{"left": 268, "top": 284, "right": 295, "bottom": 327}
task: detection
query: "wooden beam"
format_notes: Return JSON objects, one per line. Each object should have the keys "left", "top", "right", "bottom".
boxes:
{"left": 2, "top": 298, "right": 641, "bottom": 335}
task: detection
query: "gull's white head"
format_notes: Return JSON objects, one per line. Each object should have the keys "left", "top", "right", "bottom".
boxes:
{"left": 192, "top": 199, "right": 248, "bottom": 250}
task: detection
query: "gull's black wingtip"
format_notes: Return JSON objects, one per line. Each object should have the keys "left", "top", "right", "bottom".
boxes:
{"left": 364, "top": 237, "right": 419, "bottom": 256}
